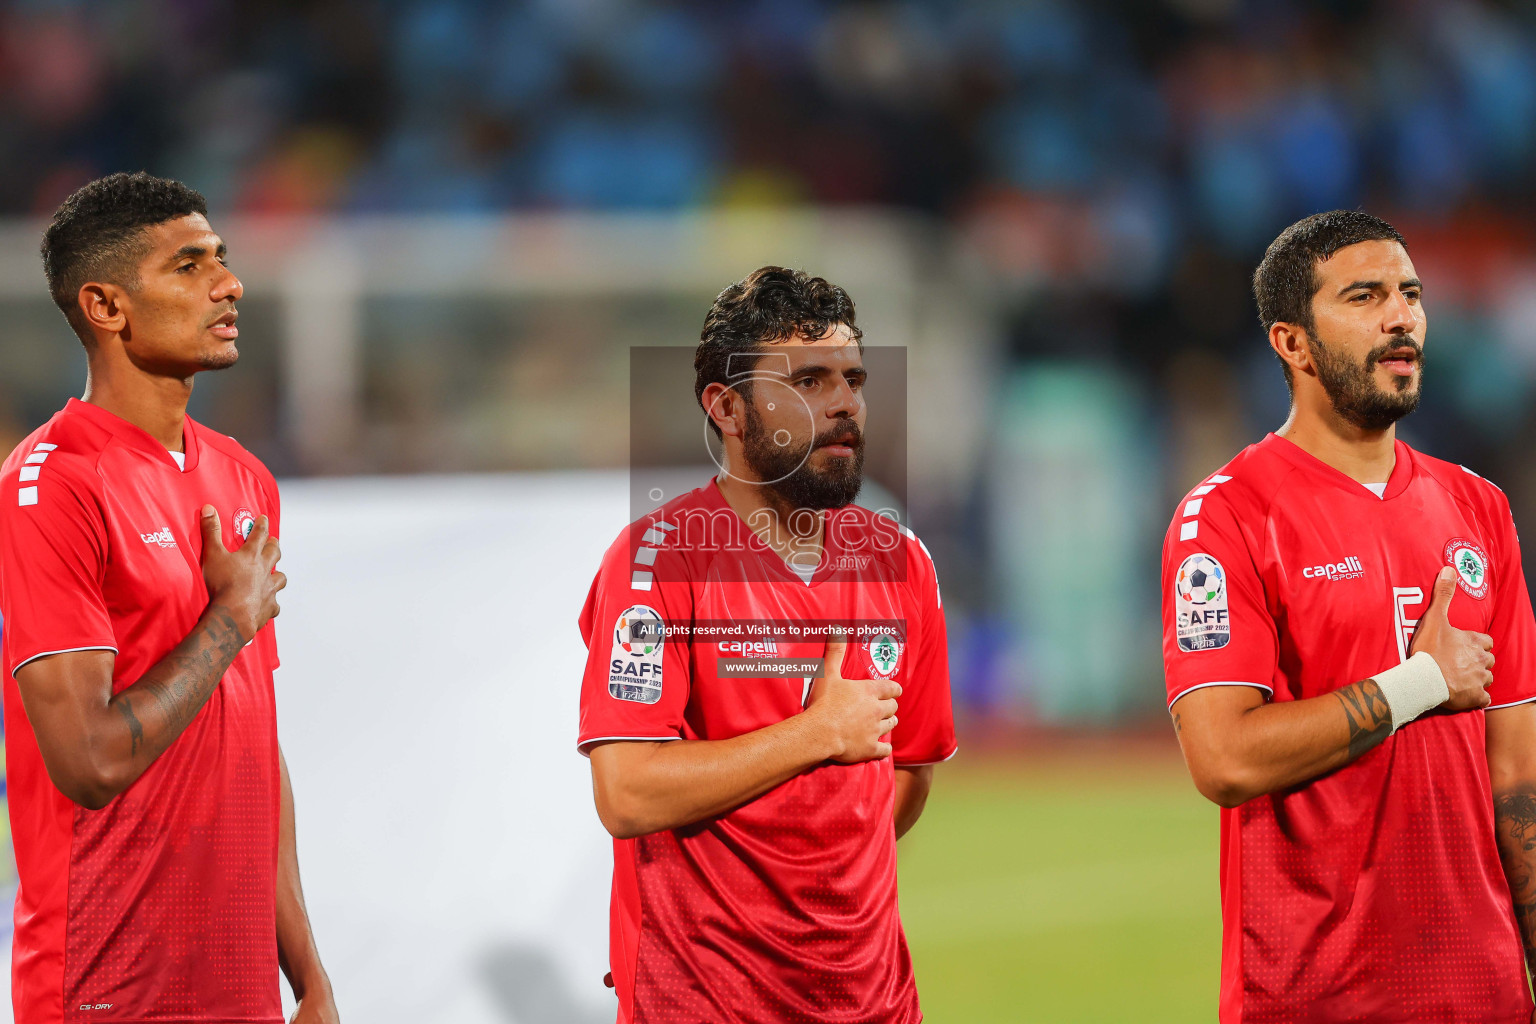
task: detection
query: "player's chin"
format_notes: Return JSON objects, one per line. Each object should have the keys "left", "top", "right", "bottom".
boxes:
{"left": 197, "top": 343, "right": 240, "bottom": 371}
{"left": 1374, "top": 365, "right": 1421, "bottom": 394}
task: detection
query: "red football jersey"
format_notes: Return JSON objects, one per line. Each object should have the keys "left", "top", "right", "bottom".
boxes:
{"left": 577, "top": 480, "right": 956, "bottom": 1024}
{"left": 0, "top": 399, "right": 282, "bottom": 1024}
{"left": 1162, "top": 433, "right": 1536, "bottom": 1023}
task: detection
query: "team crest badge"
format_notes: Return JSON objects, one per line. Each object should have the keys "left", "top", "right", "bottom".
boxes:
{"left": 233, "top": 508, "right": 256, "bottom": 540}
{"left": 609, "top": 605, "right": 665, "bottom": 703}
{"left": 1444, "top": 538, "right": 1490, "bottom": 600}
{"left": 1174, "top": 552, "right": 1230, "bottom": 652}
{"left": 864, "top": 632, "right": 904, "bottom": 678}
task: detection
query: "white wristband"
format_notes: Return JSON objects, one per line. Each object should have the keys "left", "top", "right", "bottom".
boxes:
{"left": 1371, "top": 651, "right": 1450, "bottom": 732}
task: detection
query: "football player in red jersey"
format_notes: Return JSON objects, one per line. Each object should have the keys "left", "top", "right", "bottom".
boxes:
{"left": 1163, "top": 210, "right": 1536, "bottom": 1022}
{"left": 578, "top": 267, "right": 955, "bottom": 1022}
{"left": 0, "top": 173, "right": 336, "bottom": 1024}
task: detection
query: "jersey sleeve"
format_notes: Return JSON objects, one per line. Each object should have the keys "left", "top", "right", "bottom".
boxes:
{"left": 891, "top": 536, "right": 957, "bottom": 765}
{"left": 1161, "top": 485, "right": 1278, "bottom": 708}
{"left": 0, "top": 454, "right": 116, "bottom": 677}
{"left": 576, "top": 527, "right": 693, "bottom": 755}
{"left": 1485, "top": 490, "right": 1536, "bottom": 709}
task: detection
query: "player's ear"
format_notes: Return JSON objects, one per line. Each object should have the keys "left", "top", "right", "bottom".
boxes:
{"left": 77, "top": 282, "right": 128, "bottom": 339}
{"left": 1268, "top": 322, "right": 1313, "bottom": 378}
{"left": 701, "top": 381, "right": 746, "bottom": 439}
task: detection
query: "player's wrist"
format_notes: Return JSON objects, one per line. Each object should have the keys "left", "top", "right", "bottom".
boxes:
{"left": 204, "top": 594, "right": 257, "bottom": 641}
{"left": 1372, "top": 651, "right": 1450, "bottom": 732}
{"left": 796, "top": 702, "right": 842, "bottom": 762}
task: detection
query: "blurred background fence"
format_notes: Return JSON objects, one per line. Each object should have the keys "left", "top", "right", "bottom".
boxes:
{"left": 6, "top": 0, "right": 1536, "bottom": 1019}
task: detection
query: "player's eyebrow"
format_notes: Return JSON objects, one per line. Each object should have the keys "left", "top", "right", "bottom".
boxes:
{"left": 1337, "top": 278, "right": 1422, "bottom": 296}
{"left": 166, "top": 241, "right": 227, "bottom": 264}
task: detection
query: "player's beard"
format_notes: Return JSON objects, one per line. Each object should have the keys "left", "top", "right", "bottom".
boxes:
{"left": 740, "top": 403, "right": 865, "bottom": 512}
{"left": 197, "top": 346, "right": 239, "bottom": 371}
{"left": 1310, "top": 331, "right": 1423, "bottom": 431}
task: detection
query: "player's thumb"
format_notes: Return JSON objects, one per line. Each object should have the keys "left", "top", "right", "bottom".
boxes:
{"left": 199, "top": 505, "right": 223, "bottom": 551}
{"left": 1425, "top": 565, "right": 1457, "bottom": 620}
{"left": 821, "top": 635, "right": 847, "bottom": 681}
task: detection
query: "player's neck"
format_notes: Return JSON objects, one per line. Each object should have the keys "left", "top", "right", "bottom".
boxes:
{"left": 82, "top": 361, "right": 191, "bottom": 453}
{"left": 714, "top": 472, "right": 825, "bottom": 567}
{"left": 1275, "top": 404, "right": 1396, "bottom": 486}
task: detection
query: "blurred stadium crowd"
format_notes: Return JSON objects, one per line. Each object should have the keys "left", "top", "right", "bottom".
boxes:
{"left": 3, "top": 0, "right": 1536, "bottom": 721}
{"left": 0, "top": 0, "right": 1529, "bottom": 224}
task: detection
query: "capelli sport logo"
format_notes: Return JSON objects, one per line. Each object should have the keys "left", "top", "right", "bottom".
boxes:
{"left": 139, "top": 526, "right": 176, "bottom": 549}
{"left": 1302, "top": 556, "right": 1365, "bottom": 581}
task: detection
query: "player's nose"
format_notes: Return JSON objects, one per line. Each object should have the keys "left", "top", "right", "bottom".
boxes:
{"left": 824, "top": 377, "right": 860, "bottom": 418}
{"left": 1382, "top": 290, "right": 1416, "bottom": 333}
{"left": 212, "top": 267, "right": 243, "bottom": 303}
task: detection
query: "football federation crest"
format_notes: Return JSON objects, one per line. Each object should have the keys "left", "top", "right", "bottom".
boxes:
{"left": 1175, "top": 553, "right": 1230, "bottom": 652}
{"left": 1444, "top": 538, "right": 1490, "bottom": 600}
{"left": 864, "top": 632, "right": 904, "bottom": 678}
{"left": 233, "top": 508, "right": 256, "bottom": 540}
{"left": 609, "top": 604, "right": 665, "bottom": 703}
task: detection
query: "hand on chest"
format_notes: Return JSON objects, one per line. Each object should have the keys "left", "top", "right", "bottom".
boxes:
{"left": 102, "top": 477, "right": 272, "bottom": 611}
{"left": 1281, "top": 525, "right": 1493, "bottom": 661}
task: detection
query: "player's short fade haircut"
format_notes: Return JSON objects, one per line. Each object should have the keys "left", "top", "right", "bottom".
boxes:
{"left": 694, "top": 266, "right": 864, "bottom": 438}
{"left": 1253, "top": 210, "right": 1408, "bottom": 391}
{"left": 41, "top": 171, "right": 209, "bottom": 343}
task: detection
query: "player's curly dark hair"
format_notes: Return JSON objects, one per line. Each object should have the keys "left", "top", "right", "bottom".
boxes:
{"left": 41, "top": 171, "right": 209, "bottom": 342}
{"left": 1253, "top": 210, "right": 1407, "bottom": 392}
{"left": 694, "top": 266, "right": 864, "bottom": 438}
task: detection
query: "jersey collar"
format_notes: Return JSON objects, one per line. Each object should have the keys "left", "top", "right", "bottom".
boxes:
{"left": 1262, "top": 432, "right": 1415, "bottom": 500}
{"left": 703, "top": 478, "right": 840, "bottom": 586}
{"left": 65, "top": 397, "right": 202, "bottom": 472}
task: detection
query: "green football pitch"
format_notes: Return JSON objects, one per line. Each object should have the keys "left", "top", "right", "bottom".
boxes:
{"left": 898, "top": 740, "right": 1222, "bottom": 1022}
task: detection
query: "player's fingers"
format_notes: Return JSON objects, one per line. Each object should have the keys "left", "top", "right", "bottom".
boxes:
{"left": 873, "top": 740, "right": 893, "bottom": 759}
{"left": 272, "top": 571, "right": 288, "bottom": 592}
{"left": 1424, "top": 566, "right": 1457, "bottom": 619}
{"left": 243, "top": 514, "right": 270, "bottom": 549}
{"left": 269, "top": 601, "right": 281, "bottom": 619}
{"left": 263, "top": 536, "right": 281, "bottom": 568}
{"left": 198, "top": 505, "right": 223, "bottom": 552}
{"left": 876, "top": 697, "right": 898, "bottom": 719}
{"left": 881, "top": 714, "right": 898, "bottom": 732}
{"left": 1471, "top": 631, "right": 1494, "bottom": 652}
{"left": 875, "top": 679, "right": 902, "bottom": 699}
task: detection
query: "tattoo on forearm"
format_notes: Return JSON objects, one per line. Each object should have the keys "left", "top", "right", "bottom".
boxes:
{"left": 1493, "top": 783, "right": 1536, "bottom": 970}
{"left": 111, "top": 606, "right": 247, "bottom": 764}
{"left": 1172, "top": 712, "right": 1182, "bottom": 736}
{"left": 1335, "top": 679, "right": 1393, "bottom": 760}
{"left": 115, "top": 697, "right": 144, "bottom": 755}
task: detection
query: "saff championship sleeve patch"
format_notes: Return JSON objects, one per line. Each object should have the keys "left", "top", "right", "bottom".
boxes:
{"left": 1174, "top": 553, "right": 1230, "bottom": 652}
{"left": 610, "top": 604, "right": 665, "bottom": 703}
